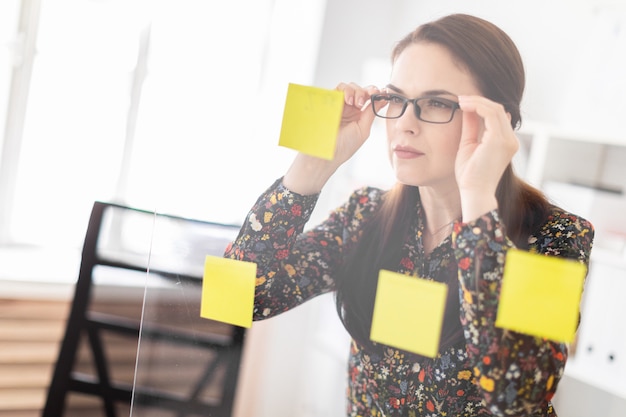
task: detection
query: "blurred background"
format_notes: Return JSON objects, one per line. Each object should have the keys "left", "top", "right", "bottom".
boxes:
{"left": 0, "top": 0, "right": 625, "bottom": 416}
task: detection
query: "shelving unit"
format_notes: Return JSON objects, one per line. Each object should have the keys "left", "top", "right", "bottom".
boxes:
{"left": 516, "top": 121, "right": 626, "bottom": 413}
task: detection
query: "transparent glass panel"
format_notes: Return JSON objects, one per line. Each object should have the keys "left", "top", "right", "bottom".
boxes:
{"left": 129, "top": 208, "right": 242, "bottom": 417}
{"left": 59, "top": 202, "right": 159, "bottom": 416}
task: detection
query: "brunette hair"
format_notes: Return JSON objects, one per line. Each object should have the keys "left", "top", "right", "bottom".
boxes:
{"left": 335, "top": 14, "right": 553, "bottom": 351}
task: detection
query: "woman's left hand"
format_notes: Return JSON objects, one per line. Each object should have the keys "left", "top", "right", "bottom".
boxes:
{"left": 455, "top": 95, "right": 519, "bottom": 221}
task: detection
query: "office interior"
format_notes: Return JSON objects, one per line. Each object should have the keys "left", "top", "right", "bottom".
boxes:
{"left": 0, "top": 0, "right": 625, "bottom": 416}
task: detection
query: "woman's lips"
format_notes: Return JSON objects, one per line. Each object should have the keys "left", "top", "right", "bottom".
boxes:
{"left": 393, "top": 145, "right": 424, "bottom": 159}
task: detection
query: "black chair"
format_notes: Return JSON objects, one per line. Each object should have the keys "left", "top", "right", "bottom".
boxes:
{"left": 43, "top": 201, "right": 245, "bottom": 417}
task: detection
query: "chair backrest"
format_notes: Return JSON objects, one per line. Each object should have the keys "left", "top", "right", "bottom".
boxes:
{"left": 43, "top": 201, "right": 244, "bottom": 417}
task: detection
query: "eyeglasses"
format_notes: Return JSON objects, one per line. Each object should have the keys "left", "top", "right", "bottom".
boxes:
{"left": 371, "top": 93, "right": 460, "bottom": 124}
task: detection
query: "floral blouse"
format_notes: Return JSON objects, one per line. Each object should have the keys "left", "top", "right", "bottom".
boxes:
{"left": 224, "top": 178, "right": 595, "bottom": 417}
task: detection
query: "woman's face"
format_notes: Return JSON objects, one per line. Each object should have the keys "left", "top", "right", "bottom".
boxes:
{"left": 386, "top": 42, "right": 481, "bottom": 189}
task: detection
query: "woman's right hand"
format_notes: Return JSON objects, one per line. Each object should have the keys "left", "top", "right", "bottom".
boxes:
{"left": 283, "top": 83, "right": 380, "bottom": 195}
{"left": 332, "top": 82, "right": 380, "bottom": 165}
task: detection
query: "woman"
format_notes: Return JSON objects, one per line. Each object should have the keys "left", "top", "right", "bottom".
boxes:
{"left": 224, "top": 13, "right": 594, "bottom": 417}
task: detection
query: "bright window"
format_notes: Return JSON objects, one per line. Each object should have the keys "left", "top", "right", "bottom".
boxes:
{"left": 2, "top": 0, "right": 323, "bottom": 250}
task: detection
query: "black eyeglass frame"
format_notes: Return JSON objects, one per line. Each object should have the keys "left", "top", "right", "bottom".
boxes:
{"left": 370, "top": 93, "right": 461, "bottom": 124}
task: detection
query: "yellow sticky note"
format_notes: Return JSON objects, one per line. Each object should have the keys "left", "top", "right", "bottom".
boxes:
{"left": 201, "top": 256, "right": 256, "bottom": 328}
{"left": 370, "top": 270, "right": 448, "bottom": 358}
{"left": 495, "top": 248, "right": 586, "bottom": 342}
{"left": 278, "top": 83, "right": 344, "bottom": 160}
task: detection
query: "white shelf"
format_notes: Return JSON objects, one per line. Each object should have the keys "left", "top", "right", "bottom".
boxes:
{"left": 565, "top": 354, "right": 626, "bottom": 400}
{"left": 519, "top": 120, "right": 626, "bottom": 147}
{"left": 517, "top": 120, "right": 626, "bottom": 404}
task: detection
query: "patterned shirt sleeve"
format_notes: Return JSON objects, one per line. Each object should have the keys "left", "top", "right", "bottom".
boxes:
{"left": 452, "top": 208, "right": 594, "bottom": 416}
{"left": 224, "top": 178, "right": 381, "bottom": 320}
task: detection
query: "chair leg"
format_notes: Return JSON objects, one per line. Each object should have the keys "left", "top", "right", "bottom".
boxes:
{"left": 42, "top": 202, "right": 105, "bottom": 417}
{"left": 87, "top": 325, "right": 118, "bottom": 417}
{"left": 175, "top": 353, "right": 222, "bottom": 417}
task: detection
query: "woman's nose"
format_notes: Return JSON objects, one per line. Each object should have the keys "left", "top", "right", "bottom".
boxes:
{"left": 393, "top": 103, "right": 421, "bottom": 134}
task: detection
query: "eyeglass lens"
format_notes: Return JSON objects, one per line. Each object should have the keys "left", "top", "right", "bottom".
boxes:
{"left": 372, "top": 95, "right": 457, "bottom": 123}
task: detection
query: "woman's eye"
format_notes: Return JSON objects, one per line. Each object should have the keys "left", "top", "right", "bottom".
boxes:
{"left": 427, "top": 99, "right": 452, "bottom": 109}
{"left": 389, "top": 95, "right": 406, "bottom": 104}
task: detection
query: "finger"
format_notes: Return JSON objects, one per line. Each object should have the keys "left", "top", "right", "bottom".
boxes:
{"left": 336, "top": 82, "right": 373, "bottom": 109}
{"left": 458, "top": 96, "right": 510, "bottom": 134}
{"left": 364, "top": 85, "right": 380, "bottom": 95}
{"left": 349, "top": 82, "right": 372, "bottom": 108}
{"left": 360, "top": 85, "right": 380, "bottom": 110}
{"left": 355, "top": 85, "right": 381, "bottom": 129}
{"left": 459, "top": 95, "right": 519, "bottom": 154}
{"left": 460, "top": 106, "right": 481, "bottom": 145}
{"left": 336, "top": 82, "right": 358, "bottom": 106}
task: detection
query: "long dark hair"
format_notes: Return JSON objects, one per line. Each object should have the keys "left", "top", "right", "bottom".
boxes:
{"left": 335, "top": 14, "right": 553, "bottom": 352}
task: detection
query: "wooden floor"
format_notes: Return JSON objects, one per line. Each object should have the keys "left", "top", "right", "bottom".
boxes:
{"left": 0, "top": 297, "right": 137, "bottom": 417}
{"left": 0, "top": 297, "right": 70, "bottom": 416}
{"left": 0, "top": 287, "right": 238, "bottom": 417}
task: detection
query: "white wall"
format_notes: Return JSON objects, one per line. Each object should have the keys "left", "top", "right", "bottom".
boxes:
{"left": 308, "top": 0, "right": 626, "bottom": 221}
{"left": 315, "top": 0, "right": 626, "bottom": 126}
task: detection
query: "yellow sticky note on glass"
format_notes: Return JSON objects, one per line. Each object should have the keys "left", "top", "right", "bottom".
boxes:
{"left": 496, "top": 248, "right": 586, "bottom": 342}
{"left": 370, "top": 270, "right": 448, "bottom": 358}
{"left": 278, "top": 83, "right": 344, "bottom": 160}
{"left": 201, "top": 256, "right": 256, "bottom": 328}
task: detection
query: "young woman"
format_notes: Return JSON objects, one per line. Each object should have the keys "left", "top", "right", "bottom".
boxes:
{"left": 224, "top": 13, "right": 594, "bottom": 417}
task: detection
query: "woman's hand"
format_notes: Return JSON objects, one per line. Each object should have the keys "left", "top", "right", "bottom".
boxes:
{"left": 283, "top": 83, "right": 379, "bottom": 195}
{"left": 332, "top": 82, "right": 380, "bottom": 165}
{"left": 455, "top": 95, "right": 519, "bottom": 221}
